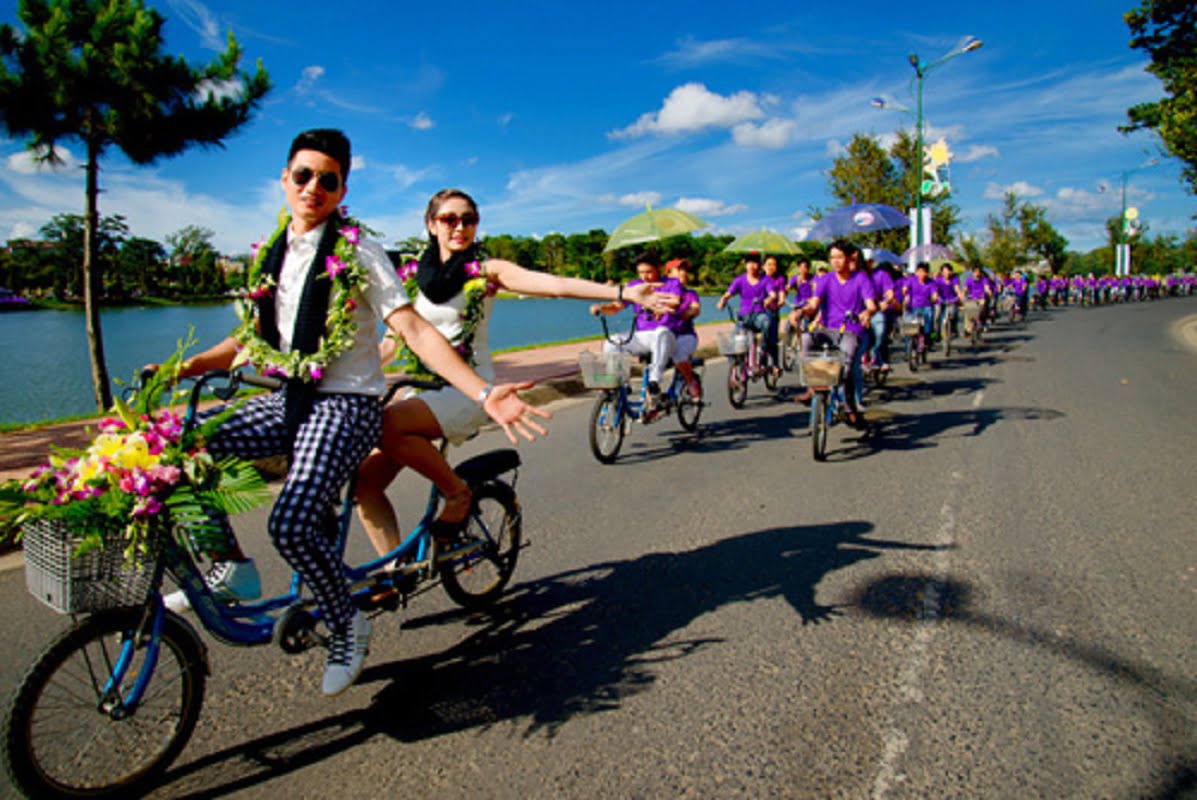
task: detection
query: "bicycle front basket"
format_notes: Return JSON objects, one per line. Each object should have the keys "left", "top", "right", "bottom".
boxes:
{"left": 799, "top": 349, "right": 845, "bottom": 387}
{"left": 577, "top": 350, "right": 632, "bottom": 389}
{"left": 22, "top": 518, "right": 160, "bottom": 614}
{"left": 717, "top": 330, "right": 749, "bottom": 356}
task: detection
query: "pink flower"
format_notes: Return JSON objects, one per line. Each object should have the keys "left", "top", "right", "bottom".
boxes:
{"left": 326, "top": 255, "right": 345, "bottom": 278}
{"left": 309, "top": 366, "right": 323, "bottom": 381}
{"left": 464, "top": 260, "right": 482, "bottom": 279}
{"left": 132, "top": 497, "right": 164, "bottom": 519}
{"left": 344, "top": 297, "right": 358, "bottom": 312}
{"left": 247, "top": 284, "right": 273, "bottom": 300}
{"left": 148, "top": 465, "right": 181, "bottom": 487}
{"left": 339, "top": 226, "right": 360, "bottom": 245}
{"left": 397, "top": 260, "right": 418, "bottom": 281}
{"left": 486, "top": 280, "right": 500, "bottom": 297}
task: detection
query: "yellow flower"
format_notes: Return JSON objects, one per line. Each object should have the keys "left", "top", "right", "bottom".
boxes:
{"left": 90, "top": 433, "right": 125, "bottom": 460}
{"left": 72, "top": 457, "right": 105, "bottom": 490}
{"left": 114, "top": 434, "right": 159, "bottom": 471}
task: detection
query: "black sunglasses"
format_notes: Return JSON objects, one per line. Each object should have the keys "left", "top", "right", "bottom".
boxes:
{"left": 435, "top": 212, "right": 480, "bottom": 229}
{"left": 290, "top": 167, "right": 341, "bottom": 193}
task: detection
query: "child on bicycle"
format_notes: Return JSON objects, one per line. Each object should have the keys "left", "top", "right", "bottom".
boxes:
{"left": 155, "top": 130, "right": 548, "bottom": 697}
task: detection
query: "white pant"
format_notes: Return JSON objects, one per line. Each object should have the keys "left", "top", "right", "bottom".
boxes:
{"left": 604, "top": 327, "right": 676, "bottom": 384}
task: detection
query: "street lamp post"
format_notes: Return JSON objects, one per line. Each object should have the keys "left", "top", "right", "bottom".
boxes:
{"left": 1115, "top": 158, "right": 1158, "bottom": 275}
{"left": 887, "top": 37, "right": 982, "bottom": 269}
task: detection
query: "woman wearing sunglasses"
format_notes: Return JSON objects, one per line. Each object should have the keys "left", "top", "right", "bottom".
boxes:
{"left": 356, "top": 188, "right": 677, "bottom": 559}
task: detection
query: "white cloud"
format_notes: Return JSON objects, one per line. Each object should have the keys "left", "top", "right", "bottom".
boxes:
{"left": 984, "top": 180, "right": 1044, "bottom": 200}
{"left": 497, "top": 112, "right": 515, "bottom": 128}
{"left": 195, "top": 77, "right": 245, "bottom": 104}
{"left": 7, "top": 148, "right": 77, "bottom": 174}
{"left": 790, "top": 225, "right": 811, "bottom": 241}
{"left": 164, "top": 0, "right": 225, "bottom": 50}
{"left": 957, "top": 144, "right": 999, "bottom": 163}
{"left": 825, "top": 139, "right": 846, "bottom": 158}
{"left": 617, "top": 191, "right": 663, "bottom": 208}
{"left": 675, "top": 197, "right": 747, "bottom": 217}
{"left": 731, "top": 119, "right": 797, "bottom": 150}
{"left": 409, "top": 111, "right": 434, "bottom": 131}
{"left": 296, "top": 65, "right": 325, "bottom": 93}
{"left": 611, "top": 83, "right": 765, "bottom": 139}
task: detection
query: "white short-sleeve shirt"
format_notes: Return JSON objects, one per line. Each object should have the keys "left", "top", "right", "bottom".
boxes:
{"left": 275, "top": 221, "right": 409, "bottom": 397}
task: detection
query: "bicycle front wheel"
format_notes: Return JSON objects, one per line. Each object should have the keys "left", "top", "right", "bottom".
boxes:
{"left": 588, "top": 390, "right": 625, "bottom": 464}
{"left": 781, "top": 324, "right": 799, "bottom": 372}
{"left": 727, "top": 358, "right": 748, "bottom": 409}
{"left": 811, "top": 391, "right": 828, "bottom": 461}
{"left": 439, "top": 481, "right": 522, "bottom": 609}
{"left": 4, "top": 607, "right": 206, "bottom": 800}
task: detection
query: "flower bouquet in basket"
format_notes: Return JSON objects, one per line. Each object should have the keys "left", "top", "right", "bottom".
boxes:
{"left": 0, "top": 334, "right": 272, "bottom": 566}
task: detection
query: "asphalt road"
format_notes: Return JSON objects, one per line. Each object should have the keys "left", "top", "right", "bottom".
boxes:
{"left": 1, "top": 299, "right": 1195, "bottom": 799}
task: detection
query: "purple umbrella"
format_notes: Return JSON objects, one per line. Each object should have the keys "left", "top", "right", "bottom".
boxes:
{"left": 902, "top": 243, "right": 959, "bottom": 263}
{"left": 805, "top": 202, "right": 910, "bottom": 241}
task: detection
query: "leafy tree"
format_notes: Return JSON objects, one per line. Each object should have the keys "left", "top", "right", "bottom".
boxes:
{"left": 1018, "top": 202, "right": 1069, "bottom": 273}
{"left": 39, "top": 212, "right": 129, "bottom": 298}
{"left": 1122, "top": 0, "right": 1197, "bottom": 193}
{"left": 823, "top": 130, "right": 961, "bottom": 254}
{"left": 166, "top": 224, "right": 221, "bottom": 295}
{"left": 0, "top": 0, "right": 270, "bottom": 409}
{"left": 115, "top": 236, "right": 167, "bottom": 298}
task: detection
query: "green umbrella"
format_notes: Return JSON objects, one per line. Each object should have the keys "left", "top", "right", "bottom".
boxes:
{"left": 723, "top": 227, "right": 802, "bottom": 256}
{"left": 603, "top": 204, "right": 709, "bottom": 253}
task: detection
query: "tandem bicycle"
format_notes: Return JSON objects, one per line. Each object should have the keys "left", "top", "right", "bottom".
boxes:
{"left": 579, "top": 315, "right": 704, "bottom": 464}
{"left": 3, "top": 369, "right": 524, "bottom": 799}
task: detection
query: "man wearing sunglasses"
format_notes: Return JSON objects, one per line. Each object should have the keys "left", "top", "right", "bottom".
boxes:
{"left": 158, "top": 129, "right": 548, "bottom": 697}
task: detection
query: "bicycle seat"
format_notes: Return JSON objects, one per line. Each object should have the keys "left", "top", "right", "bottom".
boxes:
{"left": 454, "top": 449, "right": 521, "bottom": 484}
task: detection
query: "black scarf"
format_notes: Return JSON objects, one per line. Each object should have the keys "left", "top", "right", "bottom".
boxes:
{"left": 416, "top": 242, "right": 480, "bottom": 304}
{"left": 255, "top": 216, "right": 343, "bottom": 440}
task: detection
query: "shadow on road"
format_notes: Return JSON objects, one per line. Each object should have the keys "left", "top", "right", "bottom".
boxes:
{"left": 825, "top": 405, "right": 1066, "bottom": 462}
{"left": 850, "top": 571, "right": 1197, "bottom": 799}
{"left": 159, "top": 522, "right": 951, "bottom": 798}
{"left": 611, "top": 405, "right": 806, "bottom": 465}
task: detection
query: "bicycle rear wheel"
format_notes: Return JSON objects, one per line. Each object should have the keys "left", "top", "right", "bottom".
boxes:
{"left": 727, "top": 358, "right": 748, "bottom": 409}
{"left": 439, "top": 481, "right": 522, "bottom": 609}
{"left": 811, "top": 391, "right": 828, "bottom": 461}
{"left": 677, "top": 378, "right": 703, "bottom": 433}
{"left": 588, "top": 390, "right": 625, "bottom": 464}
{"left": 4, "top": 607, "right": 206, "bottom": 800}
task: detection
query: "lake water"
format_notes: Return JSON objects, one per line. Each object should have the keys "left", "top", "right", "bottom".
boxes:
{"left": 0, "top": 296, "right": 724, "bottom": 424}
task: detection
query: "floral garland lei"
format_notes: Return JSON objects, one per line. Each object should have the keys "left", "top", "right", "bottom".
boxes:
{"left": 393, "top": 255, "right": 498, "bottom": 379}
{"left": 231, "top": 207, "right": 370, "bottom": 382}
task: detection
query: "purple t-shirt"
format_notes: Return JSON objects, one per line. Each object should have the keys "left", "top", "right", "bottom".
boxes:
{"left": 903, "top": 276, "right": 938, "bottom": 309}
{"left": 788, "top": 274, "right": 815, "bottom": 306}
{"left": 964, "top": 275, "right": 989, "bottom": 301}
{"left": 871, "top": 269, "right": 896, "bottom": 305}
{"left": 762, "top": 274, "right": 786, "bottom": 310}
{"left": 627, "top": 278, "right": 667, "bottom": 332}
{"left": 815, "top": 270, "right": 876, "bottom": 335}
{"left": 726, "top": 273, "right": 772, "bottom": 317}
{"left": 656, "top": 278, "right": 700, "bottom": 336}
{"left": 937, "top": 274, "right": 960, "bottom": 305}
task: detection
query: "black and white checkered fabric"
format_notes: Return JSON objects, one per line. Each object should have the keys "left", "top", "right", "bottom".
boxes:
{"left": 200, "top": 391, "right": 382, "bottom": 633}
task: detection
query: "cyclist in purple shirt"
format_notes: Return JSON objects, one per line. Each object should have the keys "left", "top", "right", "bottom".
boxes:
{"left": 867, "top": 260, "right": 898, "bottom": 373}
{"left": 797, "top": 240, "right": 877, "bottom": 425}
{"left": 591, "top": 253, "right": 676, "bottom": 405}
{"left": 718, "top": 252, "right": 779, "bottom": 373}
{"left": 901, "top": 262, "right": 940, "bottom": 337}
{"left": 662, "top": 258, "right": 703, "bottom": 398}
{"left": 935, "top": 264, "right": 961, "bottom": 339}
{"left": 761, "top": 255, "right": 787, "bottom": 376}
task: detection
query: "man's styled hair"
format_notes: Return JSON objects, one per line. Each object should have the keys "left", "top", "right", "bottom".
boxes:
{"left": 288, "top": 128, "right": 352, "bottom": 183}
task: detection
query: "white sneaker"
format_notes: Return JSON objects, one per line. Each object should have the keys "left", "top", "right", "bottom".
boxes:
{"left": 322, "top": 611, "right": 372, "bottom": 696}
{"left": 163, "top": 558, "right": 262, "bottom": 613}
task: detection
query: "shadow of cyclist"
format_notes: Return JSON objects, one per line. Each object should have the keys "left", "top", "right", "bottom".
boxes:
{"left": 158, "top": 521, "right": 948, "bottom": 797}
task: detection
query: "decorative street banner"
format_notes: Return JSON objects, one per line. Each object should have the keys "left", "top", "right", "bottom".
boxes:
{"left": 922, "top": 138, "right": 953, "bottom": 197}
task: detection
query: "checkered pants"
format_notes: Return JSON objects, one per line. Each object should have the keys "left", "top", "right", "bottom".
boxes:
{"left": 200, "top": 391, "right": 382, "bottom": 633}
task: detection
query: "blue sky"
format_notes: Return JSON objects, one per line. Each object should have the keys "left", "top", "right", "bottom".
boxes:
{"left": 1, "top": 0, "right": 1192, "bottom": 257}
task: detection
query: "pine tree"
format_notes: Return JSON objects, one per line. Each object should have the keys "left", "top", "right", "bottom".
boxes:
{"left": 0, "top": 0, "right": 270, "bottom": 410}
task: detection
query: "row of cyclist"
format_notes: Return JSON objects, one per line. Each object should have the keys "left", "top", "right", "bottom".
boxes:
{"left": 594, "top": 241, "right": 1016, "bottom": 431}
